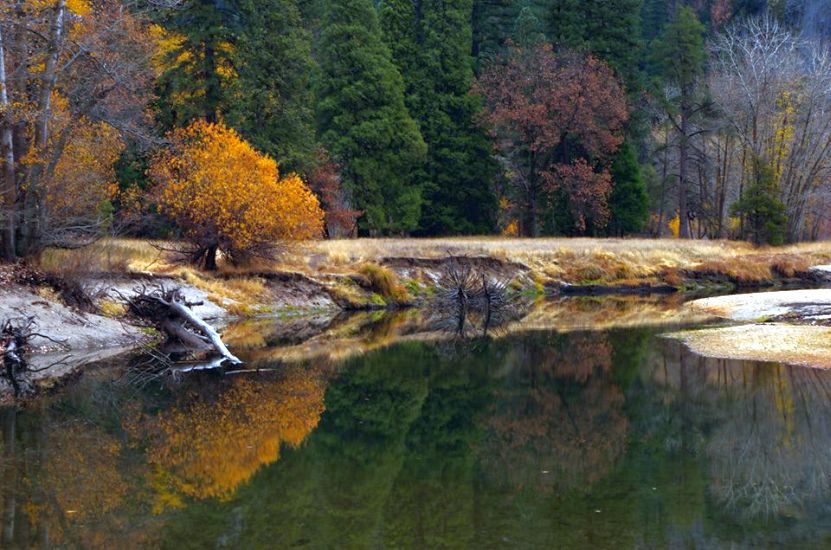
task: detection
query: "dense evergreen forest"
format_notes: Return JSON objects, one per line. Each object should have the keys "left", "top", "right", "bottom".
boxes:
{"left": 2, "top": 0, "right": 831, "bottom": 262}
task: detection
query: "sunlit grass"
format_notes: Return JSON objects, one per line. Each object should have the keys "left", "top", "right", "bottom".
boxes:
{"left": 39, "top": 236, "right": 831, "bottom": 289}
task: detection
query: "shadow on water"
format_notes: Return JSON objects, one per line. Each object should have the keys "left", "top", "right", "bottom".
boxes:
{"left": 3, "top": 298, "right": 831, "bottom": 547}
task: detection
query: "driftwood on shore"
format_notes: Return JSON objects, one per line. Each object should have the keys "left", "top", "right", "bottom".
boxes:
{"left": 0, "top": 318, "right": 70, "bottom": 396}
{"left": 124, "top": 285, "right": 242, "bottom": 365}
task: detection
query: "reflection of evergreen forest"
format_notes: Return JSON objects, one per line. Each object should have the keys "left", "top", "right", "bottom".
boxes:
{"left": 4, "top": 329, "right": 831, "bottom": 547}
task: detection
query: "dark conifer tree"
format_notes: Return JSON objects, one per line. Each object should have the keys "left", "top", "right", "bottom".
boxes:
{"left": 549, "top": 0, "right": 642, "bottom": 86}
{"left": 233, "top": 0, "right": 316, "bottom": 173}
{"left": 316, "top": 0, "right": 426, "bottom": 234}
{"left": 381, "top": 0, "right": 498, "bottom": 235}
{"left": 154, "top": 0, "right": 241, "bottom": 127}
{"left": 608, "top": 142, "right": 649, "bottom": 235}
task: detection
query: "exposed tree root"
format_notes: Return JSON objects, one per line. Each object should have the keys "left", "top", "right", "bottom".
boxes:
{"left": 124, "top": 284, "right": 242, "bottom": 366}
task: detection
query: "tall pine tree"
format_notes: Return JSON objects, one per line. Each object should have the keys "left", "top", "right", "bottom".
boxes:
{"left": 154, "top": 0, "right": 241, "bottom": 128}
{"left": 316, "top": 0, "right": 426, "bottom": 235}
{"left": 652, "top": 6, "right": 707, "bottom": 239}
{"left": 232, "top": 0, "right": 316, "bottom": 173}
{"left": 381, "top": 0, "right": 498, "bottom": 235}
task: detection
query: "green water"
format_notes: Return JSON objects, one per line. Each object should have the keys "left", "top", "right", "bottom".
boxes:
{"left": 3, "top": 321, "right": 831, "bottom": 548}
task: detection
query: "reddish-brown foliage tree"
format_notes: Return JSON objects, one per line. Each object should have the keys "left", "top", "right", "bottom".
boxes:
{"left": 476, "top": 44, "right": 628, "bottom": 236}
{"left": 307, "top": 150, "right": 362, "bottom": 238}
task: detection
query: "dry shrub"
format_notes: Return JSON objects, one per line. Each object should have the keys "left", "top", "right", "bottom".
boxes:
{"left": 224, "top": 302, "right": 259, "bottom": 318}
{"left": 567, "top": 260, "right": 611, "bottom": 282}
{"left": 769, "top": 255, "right": 813, "bottom": 278}
{"left": 694, "top": 259, "right": 772, "bottom": 283}
{"left": 661, "top": 267, "right": 684, "bottom": 287}
{"left": 359, "top": 263, "right": 410, "bottom": 303}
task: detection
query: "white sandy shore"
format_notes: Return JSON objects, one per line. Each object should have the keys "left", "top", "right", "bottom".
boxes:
{"left": 672, "top": 286, "right": 831, "bottom": 367}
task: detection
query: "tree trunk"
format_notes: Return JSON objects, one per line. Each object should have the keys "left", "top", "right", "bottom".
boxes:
{"left": 0, "top": 21, "right": 15, "bottom": 261}
{"left": 524, "top": 184, "right": 538, "bottom": 237}
{"left": 204, "top": 244, "right": 218, "bottom": 271}
{"left": 20, "top": 0, "right": 65, "bottom": 256}
{"left": 678, "top": 95, "right": 690, "bottom": 239}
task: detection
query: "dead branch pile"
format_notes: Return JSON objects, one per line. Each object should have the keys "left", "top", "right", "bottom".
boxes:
{"left": 125, "top": 284, "right": 242, "bottom": 365}
{"left": 1, "top": 318, "right": 35, "bottom": 396}
{"left": 431, "top": 261, "right": 523, "bottom": 337}
{"left": 0, "top": 318, "right": 72, "bottom": 397}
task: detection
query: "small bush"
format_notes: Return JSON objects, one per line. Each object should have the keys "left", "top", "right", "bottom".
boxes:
{"left": 358, "top": 263, "right": 411, "bottom": 304}
{"left": 770, "top": 255, "right": 812, "bottom": 278}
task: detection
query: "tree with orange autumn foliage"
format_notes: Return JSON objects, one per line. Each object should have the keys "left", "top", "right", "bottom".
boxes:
{"left": 476, "top": 45, "right": 627, "bottom": 236}
{"left": 0, "top": 0, "right": 153, "bottom": 258}
{"left": 150, "top": 121, "right": 324, "bottom": 269}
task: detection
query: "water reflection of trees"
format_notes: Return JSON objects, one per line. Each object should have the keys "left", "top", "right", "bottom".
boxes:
{"left": 135, "top": 368, "right": 326, "bottom": 506}
{"left": 0, "top": 405, "right": 154, "bottom": 548}
{"left": 479, "top": 332, "right": 629, "bottom": 492}
{"left": 9, "top": 325, "right": 831, "bottom": 547}
{"left": 0, "top": 362, "right": 328, "bottom": 546}
{"left": 653, "top": 341, "right": 831, "bottom": 526}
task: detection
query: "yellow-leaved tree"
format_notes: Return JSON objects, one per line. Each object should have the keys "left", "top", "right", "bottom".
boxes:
{"left": 150, "top": 121, "right": 324, "bottom": 269}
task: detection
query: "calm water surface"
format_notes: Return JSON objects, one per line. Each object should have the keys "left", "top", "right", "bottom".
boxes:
{"left": 2, "top": 304, "right": 831, "bottom": 548}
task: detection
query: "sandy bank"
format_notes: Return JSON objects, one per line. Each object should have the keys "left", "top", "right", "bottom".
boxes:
{"left": 669, "top": 324, "right": 831, "bottom": 368}
{"left": 687, "top": 288, "right": 831, "bottom": 321}
{"left": 672, "top": 287, "right": 831, "bottom": 368}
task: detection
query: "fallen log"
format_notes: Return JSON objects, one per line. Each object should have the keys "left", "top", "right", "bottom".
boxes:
{"left": 125, "top": 285, "right": 242, "bottom": 366}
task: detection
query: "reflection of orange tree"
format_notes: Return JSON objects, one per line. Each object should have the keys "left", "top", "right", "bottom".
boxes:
{"left": 142, "top": 368, "right": 326, "bottom": 506}
{"left": 481, "top": 333, "right": 628, "bottom": 491}
{"left": 12, "top": 421, "right": 136, "bottom": 547}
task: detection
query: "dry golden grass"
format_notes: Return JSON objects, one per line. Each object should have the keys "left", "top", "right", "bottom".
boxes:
{"left": 39, "top": 236, "right": 831, "bottom": 290}
{"left": 39, "top": 239, "right": 171, "bottom": 274}
{"left": 358, "top": 263, "right": 411, "bottom": 303}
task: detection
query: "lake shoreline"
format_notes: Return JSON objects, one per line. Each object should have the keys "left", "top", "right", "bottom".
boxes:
{"left": 670, "top": 288, "right": 831, "bottom": 368}
{"left": 5, "top": 239, "right": 831, "bottom": 401}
